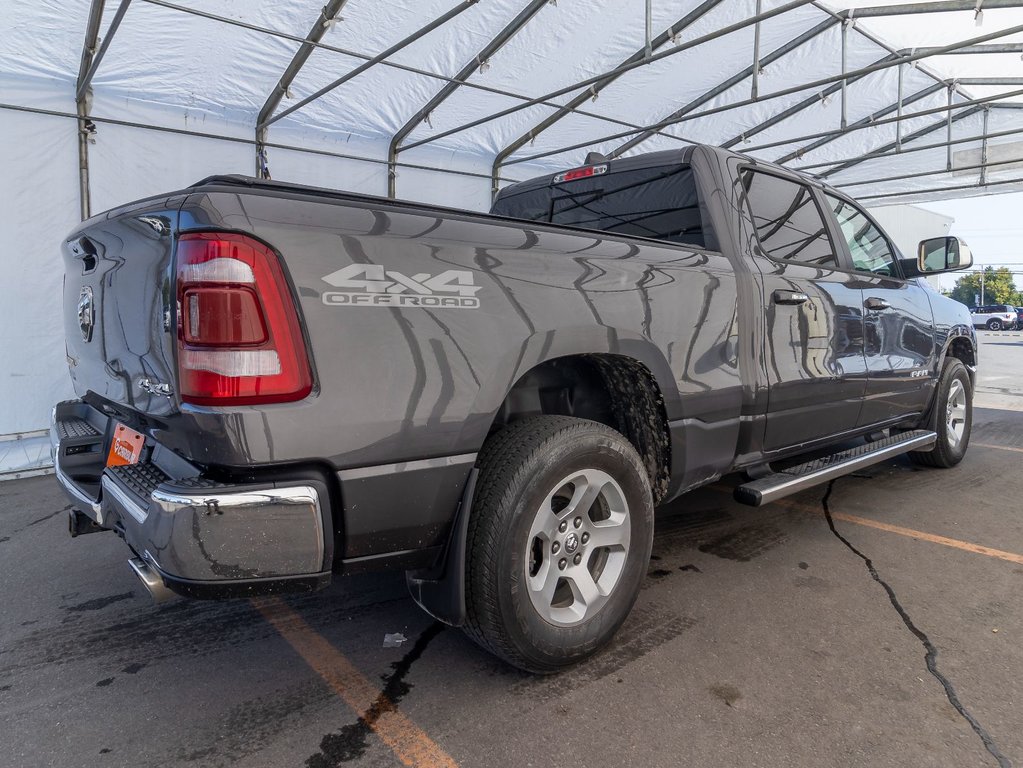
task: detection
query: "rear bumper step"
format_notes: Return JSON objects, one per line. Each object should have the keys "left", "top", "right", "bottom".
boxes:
{"left": 734, "top": 430, "right": 937, "bottom": 507}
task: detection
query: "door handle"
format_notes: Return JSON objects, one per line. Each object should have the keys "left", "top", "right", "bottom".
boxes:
{"left": 864, "top": 297, "right": 891, "bottom": 311}
{"left": 773, "top": 290, "right": 810, "bottom": 305}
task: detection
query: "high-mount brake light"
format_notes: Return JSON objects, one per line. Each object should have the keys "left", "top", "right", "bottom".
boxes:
{"left": 175, "top": 232, "right": 312, "bottom": 406}
{"left": 553, "top": 164, "right": 608, "bottom": 184}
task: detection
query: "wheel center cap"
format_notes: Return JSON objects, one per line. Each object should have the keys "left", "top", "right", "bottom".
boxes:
{"left": 564, "top": 532, "right": 579, "bottom": 554}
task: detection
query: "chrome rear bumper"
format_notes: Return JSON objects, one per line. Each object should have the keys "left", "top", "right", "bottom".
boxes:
{"left": 51, "top": 399, "right": 332, "bottom": 598}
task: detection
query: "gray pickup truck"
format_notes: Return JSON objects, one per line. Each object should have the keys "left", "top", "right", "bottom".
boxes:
{"left": 52, "top": 144, "right": 976, "bottom": 672}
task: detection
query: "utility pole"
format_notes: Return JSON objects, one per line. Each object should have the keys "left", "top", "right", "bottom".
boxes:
{"left": 980, "top": 269, "right": 985, "bottom": 306}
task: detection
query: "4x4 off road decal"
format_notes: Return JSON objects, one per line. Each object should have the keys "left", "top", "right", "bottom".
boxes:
{"left": 321, "top": 265, "right": 481, "bottom": 309}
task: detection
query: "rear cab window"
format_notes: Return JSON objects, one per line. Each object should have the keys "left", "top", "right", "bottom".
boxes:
{"left": 491, "top": 163, "right": 708, "bottom": 249}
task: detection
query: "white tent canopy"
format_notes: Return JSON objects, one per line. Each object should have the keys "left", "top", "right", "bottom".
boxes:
{"left": 2, "top": 0, "right": 1022, "bottom": 474}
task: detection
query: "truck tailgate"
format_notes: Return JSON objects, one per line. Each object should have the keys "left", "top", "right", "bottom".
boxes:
{"left": 62, "top": 198, "right": 182, "bottom": 416}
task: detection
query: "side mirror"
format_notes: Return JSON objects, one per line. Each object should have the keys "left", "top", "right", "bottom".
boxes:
{"left": 918, "top": 236, "right": 973, "bottom": 274}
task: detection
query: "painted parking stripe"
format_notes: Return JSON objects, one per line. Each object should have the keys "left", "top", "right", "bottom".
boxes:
{"left": 973, "top": 442, "right": 1023, "bottom": 455}
{"left": 254, "top": 596, "right": 458, "bottom": 768}
{"left": 825, "top": 510, "right": 1023, "bottom": 566}
{"left": 708, "top": 487, "right": 1023, "bottom": 566}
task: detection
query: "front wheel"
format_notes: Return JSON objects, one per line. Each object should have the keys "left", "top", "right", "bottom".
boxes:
{"left": 987, "top": 319, "right": 1002, "bottom": 331}
{"left": 909, "top": 357, "right": 972, "bottom": 468}
{"left": 462, "top": 416, "right": 654, "bottom": 673}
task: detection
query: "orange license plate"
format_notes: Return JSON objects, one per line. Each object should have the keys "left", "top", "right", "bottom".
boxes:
{"left": 106, "top": 423, "right": 145, "bottom": 467}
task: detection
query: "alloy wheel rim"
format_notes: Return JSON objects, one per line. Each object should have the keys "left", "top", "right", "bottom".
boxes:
{"left": 524, "top": 469, "right": 631, "bottom": 627}
{"left": 945, "top": 379, "right": 967, "bottom": 449}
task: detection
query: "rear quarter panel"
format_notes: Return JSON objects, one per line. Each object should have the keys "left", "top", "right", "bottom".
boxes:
{"left": 175, "top": 188, "right": 741, "bottom": 471}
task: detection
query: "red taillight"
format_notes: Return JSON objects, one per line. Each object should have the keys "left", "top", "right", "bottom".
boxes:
{"left": 175, "top": 233, "right": 312, "bottom": 406}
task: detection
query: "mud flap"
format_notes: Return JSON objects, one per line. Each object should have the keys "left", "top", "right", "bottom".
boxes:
{"left": 405, "top": 468, "right": 478, "bottom": 627}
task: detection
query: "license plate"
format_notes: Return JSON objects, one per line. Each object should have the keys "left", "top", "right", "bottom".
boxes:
{"left": 107, "top": 423, "right": 145, "bottom": 467}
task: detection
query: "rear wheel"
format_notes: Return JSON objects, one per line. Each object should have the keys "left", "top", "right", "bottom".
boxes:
{"left": 908, "top": 357, "right": 972, "bottom": 468}
{"left": 463, "top": 416, "right": 654, "bottom": 673}
{"left": 987, "top": 319, "right": 1002, "bottom": 331}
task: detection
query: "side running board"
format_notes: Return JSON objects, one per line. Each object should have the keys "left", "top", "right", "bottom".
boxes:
{"left": 734, "top": 430, "right": 937, "bottom": 507}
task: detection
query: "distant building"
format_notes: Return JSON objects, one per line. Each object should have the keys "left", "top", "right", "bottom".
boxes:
{"left": 867, "top": 204, "right": 954, "bottom": 290}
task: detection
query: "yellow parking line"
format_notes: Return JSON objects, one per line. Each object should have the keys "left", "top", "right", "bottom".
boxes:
{"left": 827, "top": 510, "right": 1023, "bottom": 565}
{"left": 254, "top": 596, "right": 458, "bottom": 768}
{"left": 708, "top": 486, "right": 1023, "bottom": 565}
{"left": 973, "top": 442, "right": 1023, "bottom": 455}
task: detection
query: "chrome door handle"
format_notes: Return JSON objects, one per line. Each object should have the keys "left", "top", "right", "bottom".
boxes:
{"left": 864, "top": 297, "right": 891, "bottom": 311}
{"left": 773, "top": 290, "right": 809, "bottom": 305}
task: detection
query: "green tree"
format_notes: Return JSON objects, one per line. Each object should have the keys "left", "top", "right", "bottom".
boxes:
{"left": 950, "top": 266, "right": 1019, "bottom": 307}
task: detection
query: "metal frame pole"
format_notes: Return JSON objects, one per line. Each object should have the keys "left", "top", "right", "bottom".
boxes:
{"left": 490, "top": 0, "right": 723, "bottom": 195}
{"left": 855, "top": 175, "right": 1023, "bottom": 202}
{"left": 834, "top": 155, "right": 1023, "bottom": 188}
{"left": 896, "top": 63, "right": 904, "bottom": 151}
{"left": 947, "top": 83, "right": 956, "bottom": 171}
{"left": 981, "top": 107, "right": 991, "bottom": 185}
{"left": 255, "top": 0, "right": 350, "bottom": 178}
{"left": 611, "top": 16, "right": 837, "bottom": 158}
{"left": 75, "top": 0, "right": 107, "bottom": 221}
{"left": 790, "top": 124, "right": 1023, "bottom": 172}
{"left": 645, "top": 0, "right": 653, "bottom": 59}
{"left": 388, "top": 0, "right": 550, "bottom": 198}
{"left": 840, "top": 17, "right": 849, "bottom": 130}
{"left": 400, "top": 0, "right": 816, "bottom": 153}
{"left": 752, "top": 0, "right": 763, "bottom": 99}
{"left": 76, "top": 0, "right": 132, "bottom": 103}
{"left": 769, "top": 82, "right": 946, "bottom": 165}
{"left": 721, "top": 42, "right": 1018, "bottom": 152}
{"left": 260, "top": 0, "right": 479, "bottom": 131}
{"left": 819, "top": 106, "right": 984, "bottom": 178}
{"left": 507, "top": 21, "right": 1023, "bottom": 167}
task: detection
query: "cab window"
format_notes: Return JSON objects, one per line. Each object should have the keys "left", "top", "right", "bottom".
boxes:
{"left": 740, "top": 170, "right": 837, "bottom": 267}
{"left": 825, "top": 194, "right": 899, "bottom": 277}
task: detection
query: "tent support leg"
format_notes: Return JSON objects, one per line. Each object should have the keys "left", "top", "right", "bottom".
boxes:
{"left": 75, "top": 0, "right": 105, "bottom": 221}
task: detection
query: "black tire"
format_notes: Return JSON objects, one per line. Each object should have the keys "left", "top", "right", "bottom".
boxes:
{"left": 908, "top": 357, "right": 972, "bottom": 468}
{"left": 462, "top": 416, "right": 654, "bottom": 673}
{"left": 987, "top": 319, "right": 1002, "bottom": 331}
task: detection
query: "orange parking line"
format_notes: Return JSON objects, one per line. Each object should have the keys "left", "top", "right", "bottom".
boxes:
{"left": 827, "top": 511, "right": 1023, "bottom": 565}
{"left": 708, "top": 487, "right": 1023, "bottom": 565}
{"left": 973, "top": 442, "right": 1023, "bottom": 455}
{"left": 254, "top": 596, "right": 457, "bottom": 768}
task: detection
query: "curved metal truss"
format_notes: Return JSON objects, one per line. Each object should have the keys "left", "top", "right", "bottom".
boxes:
{"left": 64, "top": 0, "right": 1023, "bottom": 218}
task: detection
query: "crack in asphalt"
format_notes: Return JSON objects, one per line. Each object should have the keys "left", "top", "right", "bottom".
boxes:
{"left": 0, "top": 505, "right": 71, "bottom": 545}
{"left": 305, "top": 621, "right": 445, "bottom": 766}
{"left": 821, "top": 480, "right": 1012, "bottom": 768}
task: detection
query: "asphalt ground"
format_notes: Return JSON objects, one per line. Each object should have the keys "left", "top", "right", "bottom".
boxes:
{"left": 2, "top": 333, "right": 1022, "bottom": 768}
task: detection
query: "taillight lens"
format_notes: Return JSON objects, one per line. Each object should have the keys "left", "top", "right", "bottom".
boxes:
{"left": 175, "top": 233, "right": 312, "bottom": 406}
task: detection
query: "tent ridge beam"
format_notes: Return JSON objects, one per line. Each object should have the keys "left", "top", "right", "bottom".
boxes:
{"left": 491, "top": 0, "right": 725, "bottom": 195}
{"left": 256, "top": 0, "right": 351, "bottom": 177}
{"left": 388, "top": 0, "right": 550, "bottom": 198}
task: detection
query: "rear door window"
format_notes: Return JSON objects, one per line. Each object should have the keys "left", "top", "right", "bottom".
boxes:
{"left": 740, "top": 170, "right": 837, "bottom": 268}
{"left": 491, "top": 164, "right": 706, "bottom": 248}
